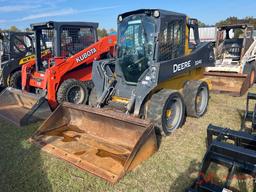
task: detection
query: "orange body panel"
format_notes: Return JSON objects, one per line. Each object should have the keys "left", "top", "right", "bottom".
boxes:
{"left": 22, "top": 35, "right": 117, "bottom": 109}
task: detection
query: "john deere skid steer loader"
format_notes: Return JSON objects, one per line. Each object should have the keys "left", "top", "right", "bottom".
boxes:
{"left": 32, "top": 9, "right": 215, "bottom": 183}
{"left": 0, "top": 31, "right": 35, "bottom": 90}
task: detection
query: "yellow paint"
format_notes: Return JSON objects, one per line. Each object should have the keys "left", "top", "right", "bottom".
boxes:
{"left": 19, "top": 49, "right": 51, "bottom": 65}
{"left": 110, "top": 68, "right": 211, "bottom": 105}
{"left": 184, "top": 17, "right": 192, "bottom": 55}
{"left": 158, "top": 67, "right": 206, "bottom": 91}
{"left": 202, "top": 78, "right": 212, "bottom": 90}
{"left": 111, "top": 96, "right": 129, "bottom": 104}
{"left": 19, "top": 55, "right": 35, "bottom": 65}
{"left": 166, "top": 109, "right": 172, "bottom": 118}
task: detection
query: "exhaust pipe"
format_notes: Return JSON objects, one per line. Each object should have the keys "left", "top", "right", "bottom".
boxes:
{"left": 31, "top": 102, "right": 158, "bottom": 183}
{"left": 0, "top": 87, "right": 51, "bottom": 127}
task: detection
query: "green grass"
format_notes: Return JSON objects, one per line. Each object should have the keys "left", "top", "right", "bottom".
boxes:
{"left": 0, "top": 88, "right": 255, "bottom": 192}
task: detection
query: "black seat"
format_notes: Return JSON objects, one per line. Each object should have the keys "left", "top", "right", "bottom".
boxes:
{"left": 222, "top": 38, "right": 243, "bottom": 60}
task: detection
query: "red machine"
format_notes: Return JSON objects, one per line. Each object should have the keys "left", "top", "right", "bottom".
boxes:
{"left": 0, "top": 21, "right": 116, "bottom": 126}
{"left": 22, "top": 35, "right": 116, "bottom": 109}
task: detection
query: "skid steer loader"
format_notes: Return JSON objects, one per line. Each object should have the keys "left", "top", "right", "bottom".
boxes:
{"left": 188, "top": 125, "right": 256, "bottom": 192}
{"left": 0, "top": 31, "right": 35, "bottom": 90}
{"left": 205, "top": 24, "right": 256, "bottom": 96}
{"left": 31, "top": 9, "right": 214, "bottom": 183}
{"left": 0, "top": 21, "right": 116, "bottom": 127}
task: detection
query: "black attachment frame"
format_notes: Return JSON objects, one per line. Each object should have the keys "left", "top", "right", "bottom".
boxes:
{"left": 241, "top": 92, "right": 256, "bottom": 132}
{"left": 188, "top": 124, "right": 256, "bottom": 192}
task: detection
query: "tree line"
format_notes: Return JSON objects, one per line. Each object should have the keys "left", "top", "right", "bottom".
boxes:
{"left": 0, "top": 26, "right": 117, "bottom": 39}
{"left": 1, "top": 16, "right": 256, "bottom": 37}
{"left": 196, "top": 17, "right": 256, "bottom": 28}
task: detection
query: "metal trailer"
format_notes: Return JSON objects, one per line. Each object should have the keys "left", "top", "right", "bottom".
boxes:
{"left": 190, "top": 26, "right": 217, "bottom": 43}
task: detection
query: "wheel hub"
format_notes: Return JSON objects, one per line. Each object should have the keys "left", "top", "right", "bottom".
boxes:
{"left": 196, "top": 87, "right": 208, "bottom": 116}
{"left": 67, "top": 85, "right": 85, "bottom": 104}
{"left": 164, "top": 97, "right": 182, "bottom": 131}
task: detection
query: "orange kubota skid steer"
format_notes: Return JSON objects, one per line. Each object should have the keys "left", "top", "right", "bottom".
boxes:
{"left": 0, "top": 21, "right": 116, "bottom": 126}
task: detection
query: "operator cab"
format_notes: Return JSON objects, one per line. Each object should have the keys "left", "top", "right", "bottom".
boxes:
{"left": 216, "top": 24, "right": 254, "bottom": 61}
{"left": 0, "top": 32, "right": 33, "bottom": 65}
{"left": 31, "top": 21, "right": 98, "bottom": 72}
{"left": 116, "top": 9, "right": 200, "bottom": 84}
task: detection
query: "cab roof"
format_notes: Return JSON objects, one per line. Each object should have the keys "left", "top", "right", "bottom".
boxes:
{"left": 118, "top": 9, "right": 186, "bottom": 20}
{"left": 218, "top": 24, "right": 253, "bottom": 30}
{"left": 31, "top": 21, "right": 99, "bottom": 30}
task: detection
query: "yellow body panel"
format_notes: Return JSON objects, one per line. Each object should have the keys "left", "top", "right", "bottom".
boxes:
{"left": 19, "top": 55, "right": 35, "bottom": 65}
{"left": 185, "top": 17, "right": 192, "bottom": 56}
{"left": 112, "top": 96, "right": 129, "bottom": 104}
{"left": 111, "top": 68, "right": 209, "bottom": 103}
{"left": 19, "top": 49, "right": 51, "bottom": 65}
{"left": 158, "top": 67, "right": 205, "bottom": 91}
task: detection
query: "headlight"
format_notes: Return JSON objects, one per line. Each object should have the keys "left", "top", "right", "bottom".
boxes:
{"left": 118, "top": 16, "right": 123, "bottom": 22}
{"left": 153, "top": 10, "right": 160, "bottom": 18}
{"left": 150, "top": 66, "right": 157, "bottom": 80}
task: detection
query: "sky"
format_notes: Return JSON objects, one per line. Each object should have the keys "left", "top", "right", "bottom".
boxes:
{"left": 0, "top": 0, "right": 256, "bottom": 30}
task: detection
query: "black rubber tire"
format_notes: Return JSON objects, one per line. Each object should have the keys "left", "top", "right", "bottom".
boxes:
{"left": 88, "top": 87, "right": 98, "bottom": 107}
{"left": 183, "top": 80, "right": 209, "bottom": 118}
{"left": 9, "top": 70, "right": 22, "bottom": 89}
{"left": 57, "top": 79, "right": 89, "bottom": 104}
{"left": 146, "top": 89, "right": 185, "bottom": 136}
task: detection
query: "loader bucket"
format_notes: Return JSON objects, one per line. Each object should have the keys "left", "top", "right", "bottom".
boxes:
{"left": 204, "top": 72, "right": 250, "bottom": 96}
{"left": 0, "top": 87, "right": 51, "bottom": 127}
{"left": 31, "top": 102, "right": 158, "bottom": 183}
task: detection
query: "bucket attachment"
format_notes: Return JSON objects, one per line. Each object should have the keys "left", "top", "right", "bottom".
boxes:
{"left": 188, "top": 124, "right": 256, "bottom": 192}
{"left": 204, "top": 72, "right": 250, "bottom": 96}
{"left": 31, "top": 102, "right": 158, "bottom": 183}
{"left": 0, "top": 87, "right": 51, "bottom": 127}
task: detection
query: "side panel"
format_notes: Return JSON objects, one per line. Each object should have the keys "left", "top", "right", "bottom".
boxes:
{"left": 158, "top": 67, "right": 205, "bottom": 90}
{"left": 158, "top": 42, "right": 215, "bottom": 83}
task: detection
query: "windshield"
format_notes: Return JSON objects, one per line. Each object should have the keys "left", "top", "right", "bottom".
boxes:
{"left": 118, "top": 15, "right": 156, "bottom": 83}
